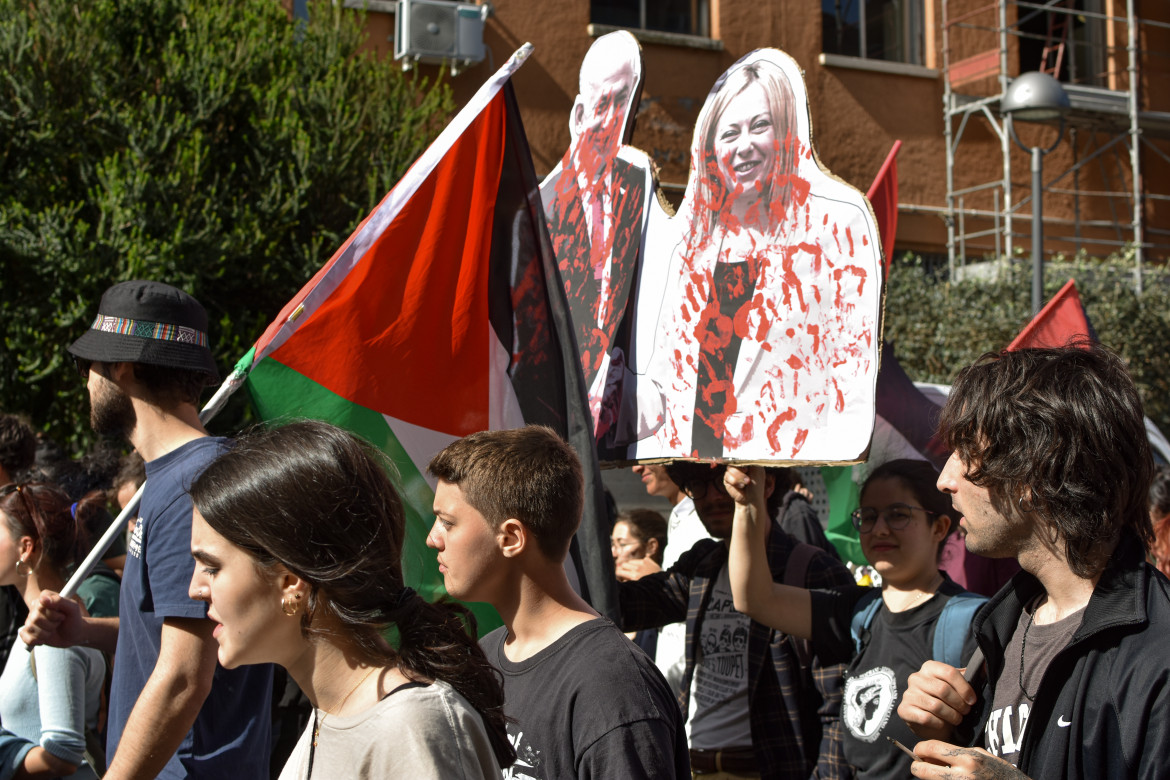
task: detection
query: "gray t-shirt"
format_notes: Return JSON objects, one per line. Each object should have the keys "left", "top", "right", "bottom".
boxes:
{"left": 279, "top": 680, "right": 500, "bottom": 780}
{"left": 688, "top": 566, "right": 753, "bottom": 749}
{"left": 986, "top": 598, "right": 1084, "bottom": 766}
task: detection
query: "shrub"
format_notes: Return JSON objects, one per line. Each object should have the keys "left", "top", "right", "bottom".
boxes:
{"left": 0, "top": 0, "right": 453, "bottom": 449}
{"left": 884, "top": 252, "right": 1170, "bottom": 439}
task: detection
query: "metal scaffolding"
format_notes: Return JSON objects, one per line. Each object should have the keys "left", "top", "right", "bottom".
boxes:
{"left": 942, "top": 0, "right": 1170, "bottom": 280}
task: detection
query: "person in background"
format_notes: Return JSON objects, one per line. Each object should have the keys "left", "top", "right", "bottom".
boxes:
{"left": 0, "top": 415, "right": 36, "bottom": 487}
{"left": 772, "top": 468, "right": 839, "bottom": 560}
{"left": 728, "top": 459, "right": 984, "bottom": 780}
{"left": 0, "top": 482, "right": 105, "bottom": 779}
{"left": 110, "top": 452, "right": 145, "bottom": 542}
{"left": 71, "top": 492, "right": 121, "bottom": 619}
{"left": 629, "top": 463, "right": 712, "bottom": 694}
{"left": 621, "top": 460, "right": 852, "bottom": 780}
{"left": 24, "top": 438, "right": 128, "bottom": 581}
{"left": 1149, "top": 466, "right": 1170, "bottom": 578}
{"left": 612, "top": 508, "right": 668, "bottom": 657}
{"left": 0, "top": 414, "right": 36, "bottom": 674}
{"left": 188, "top": 420, "right": 513, "bottom": 778}
{"left": 613, "top": 508, "right": 668, "bottom": 578}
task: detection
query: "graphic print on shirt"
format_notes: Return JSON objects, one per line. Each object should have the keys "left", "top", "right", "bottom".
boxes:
{"left": 502, "top": 726, "right": 543, "bottom": 779}
{"left": 986, "top": 702, "right": 1030, "bottom": 762}
{"left": 842, "top": 666, "right": 897, "bottom": 742}
{"left": 692, "top": 589, "right": 750, "bottom": 712}
{"left": 127, "top": 516, "right": 144, "bottom": 559}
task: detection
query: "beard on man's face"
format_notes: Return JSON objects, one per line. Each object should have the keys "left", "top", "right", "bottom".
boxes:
{"left": 90, "top": 376, "right": 136, "bottom": 438}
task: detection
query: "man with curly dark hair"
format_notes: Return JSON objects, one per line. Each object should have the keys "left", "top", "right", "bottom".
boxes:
{"left": 898, "top": 343, "right": 1170, "bottom": 780}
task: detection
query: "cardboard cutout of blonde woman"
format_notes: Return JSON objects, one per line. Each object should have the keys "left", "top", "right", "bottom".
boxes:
{"left": 540, "top": 32, "right": 655, "bottom": 438}
{"left": 619, "top": 49, "right": 883, "bottom": 463}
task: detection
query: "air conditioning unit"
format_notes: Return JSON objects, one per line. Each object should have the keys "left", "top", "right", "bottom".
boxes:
{"left": 394, "top": 0, "right": 489, "bottom": 75}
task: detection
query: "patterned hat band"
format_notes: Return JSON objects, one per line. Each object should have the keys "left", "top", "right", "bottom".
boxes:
{"left": 91, "top": 314, "right": 209, "bottom": 347}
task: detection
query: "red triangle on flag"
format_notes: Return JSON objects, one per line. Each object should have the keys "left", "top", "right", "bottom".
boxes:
{"left": 1007, "top": 278, "right": 1093, "bottom": 351}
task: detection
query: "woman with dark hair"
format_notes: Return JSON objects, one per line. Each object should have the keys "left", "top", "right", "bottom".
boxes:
{"left": 727, "top": 459, "right": 985, "bottom": 780}
{"left": 187, "top": 420, "right": 514, "bottom": 779}
{"left": 1149, "top": 466, "right": 1170, "bottom": 578}
{"left": 0, "top": 483, "right": 104, "bottom": 779}
{"left": 611, "top": 508, "right": 668, "bottom": 578}
{"left": 612, "top": 508, "right": 670, "bottom": 657}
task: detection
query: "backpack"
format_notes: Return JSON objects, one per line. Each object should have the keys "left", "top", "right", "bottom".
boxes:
{"left": 848, "top": 588, "right": 987, "bottom": 668}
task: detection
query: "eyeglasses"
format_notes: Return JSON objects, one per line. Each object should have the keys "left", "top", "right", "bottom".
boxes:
{"left": 611, "top": 539, "right": 641, "bottom": 555}
{"left": 73, "top": 355, "right": 92, "bottom": 380}
{"left": 850, "top": 503, "right": 938, "bottom": 534}
{"left": 679, "top": 471, "right": 729, "bottom": 501}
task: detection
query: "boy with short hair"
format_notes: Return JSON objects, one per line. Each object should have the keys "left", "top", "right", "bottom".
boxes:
{"left": 427, "top": 425, "right": 688, "bottom": 779}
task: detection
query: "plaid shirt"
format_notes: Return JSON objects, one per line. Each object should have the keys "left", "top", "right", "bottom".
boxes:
{"left": 620, "top": 522, "right": 852, "bottom": 780}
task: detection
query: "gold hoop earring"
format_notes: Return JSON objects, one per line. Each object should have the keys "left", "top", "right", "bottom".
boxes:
{"left": 281, "top": 597, "right": 300, "bottom": 617}
{"left": 15, "top": 559, "right": 31, "bottom": 578}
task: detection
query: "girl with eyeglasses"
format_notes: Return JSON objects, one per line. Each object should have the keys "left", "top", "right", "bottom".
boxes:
{"left": 727, "top": 459, "right": 985, "bottom": 780}
{"left": 0, "top": 483, "right": 105, "bottom": 779}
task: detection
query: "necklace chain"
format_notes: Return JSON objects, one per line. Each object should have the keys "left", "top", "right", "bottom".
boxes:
{"left": 1019, "top": 600, "right": 1039, "bottom": 702}
{"left": 313, "top": 667, "right": 376, "bottom": 747}
{"left": 891, "top": 573, "right": 942, "bottom": 612}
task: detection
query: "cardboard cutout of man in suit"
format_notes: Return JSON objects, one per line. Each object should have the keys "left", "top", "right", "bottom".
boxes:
{"left": 541, "top": 32, "right": 651, "bottom": 434}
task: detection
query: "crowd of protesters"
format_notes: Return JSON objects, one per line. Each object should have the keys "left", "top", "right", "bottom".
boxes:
{"left": 1, "top": 279, "right": 1169, "bottom": 780}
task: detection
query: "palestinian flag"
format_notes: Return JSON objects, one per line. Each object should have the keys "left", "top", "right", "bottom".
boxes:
{"left": 210, "top": 45, "right": 615, "bottom": 633}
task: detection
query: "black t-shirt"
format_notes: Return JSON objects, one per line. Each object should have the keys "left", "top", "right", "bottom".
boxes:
{"left": 810, "top": 579, "right": 978, "bottom": 780}
{"left": 481, "top": 618, "right": 690, "bottom": 779}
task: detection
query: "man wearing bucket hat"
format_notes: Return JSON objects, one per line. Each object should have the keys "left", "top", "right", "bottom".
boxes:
{"left": 22, "top": 281, "right": 272, "bottom": 780}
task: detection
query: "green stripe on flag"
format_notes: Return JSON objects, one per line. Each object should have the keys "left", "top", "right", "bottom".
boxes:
{"left": 244, "top": 356, "right": 503, "bottom": 636}
{"left": 820, "top": 465, "right": 864, "bottom": 566}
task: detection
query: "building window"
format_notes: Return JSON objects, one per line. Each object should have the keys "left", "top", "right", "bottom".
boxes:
{"left": 822, "top": 0, "right": 924, "bottom": 66}
{"left": 1017, "top": 0, "right": 1107, "bottom": 88}
{"left": 591, "top": 0, "right": 710, "bottom": 38}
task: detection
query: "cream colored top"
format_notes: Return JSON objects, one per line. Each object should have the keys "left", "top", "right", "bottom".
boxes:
{"left": 278, "top": 680, "right": 501, "bottom": 780}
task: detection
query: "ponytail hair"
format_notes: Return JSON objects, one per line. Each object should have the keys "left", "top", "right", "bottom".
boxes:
{"left": 189, "top": 420, "right": 515, "bottom": 768}
{"left": 0, "top": 482, "right": 85, "bottom": 574}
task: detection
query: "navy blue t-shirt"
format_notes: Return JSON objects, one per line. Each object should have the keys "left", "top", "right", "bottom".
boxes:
{"left": 109, "top": 437, "right": 272, "bottom": 779}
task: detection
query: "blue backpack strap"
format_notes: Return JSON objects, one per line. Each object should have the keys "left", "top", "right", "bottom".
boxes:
{"left": 849, "top": 588, "right": 884, "bottom": 655}
{"left": 932, "top": 592, "right": 988, "bottom": 668}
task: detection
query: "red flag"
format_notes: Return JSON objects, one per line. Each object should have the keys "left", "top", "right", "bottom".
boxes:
{"left": 1007, "top": 278, "right": 1095, "bottom": 351}
{"left": 866, "top": 140, "right": 902, "bottom": 273}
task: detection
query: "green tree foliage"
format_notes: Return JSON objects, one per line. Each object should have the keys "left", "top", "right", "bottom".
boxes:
{"left": 0, "top": 0, "right": 453, "bottom": 449}
{"left": 884, "top": 253, "right": 1170, "bottom": 439}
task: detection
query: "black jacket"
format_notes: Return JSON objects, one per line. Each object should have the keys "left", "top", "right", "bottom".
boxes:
{"left": 968, "top": 535, "right": 1170, "bottom": 778}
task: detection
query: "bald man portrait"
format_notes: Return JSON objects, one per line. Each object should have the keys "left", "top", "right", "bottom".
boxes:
{"left": 541, "top": 32, "right": 650, "bottom": 432}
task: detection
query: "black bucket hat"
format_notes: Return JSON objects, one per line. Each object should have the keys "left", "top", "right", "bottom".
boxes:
{"left": 68, "top": 281, "right": 220, "bottom": 382}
